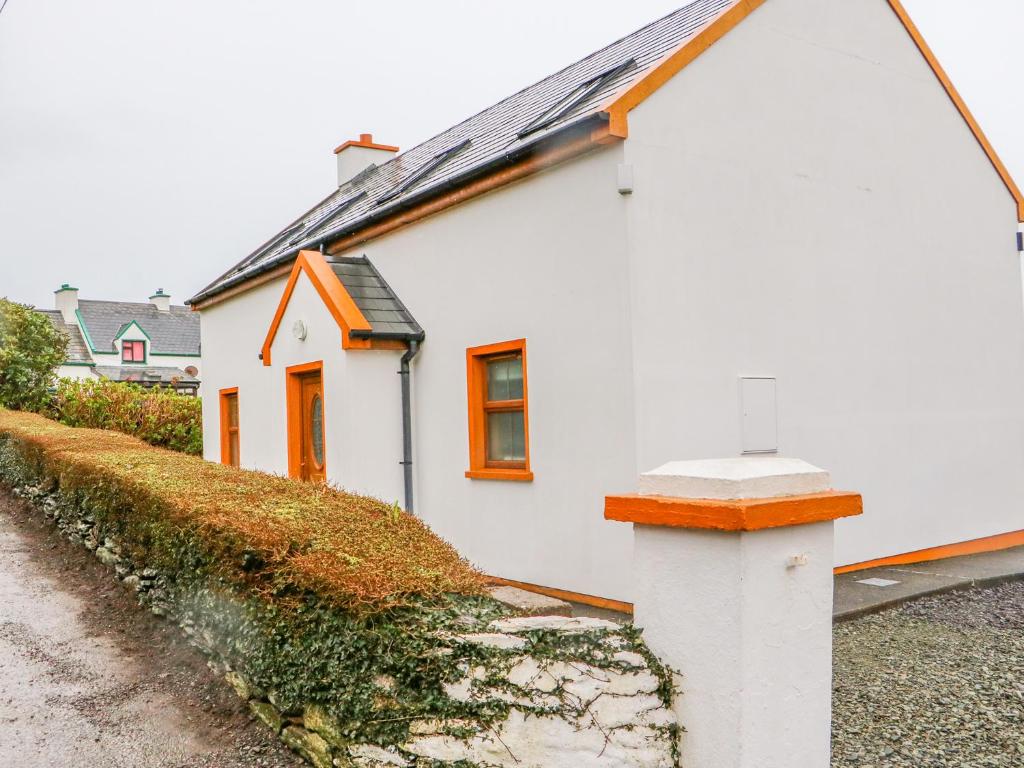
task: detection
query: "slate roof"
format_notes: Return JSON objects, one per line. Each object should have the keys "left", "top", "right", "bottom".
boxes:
{"left": 37, "top": 310, "right": 91, "bottom": 363}
{"left": 328, "top": 256, "right": 424, "bottom": 340}
{"left": 76, "top": 300, "right": 200, "bottom": 356}
{"left": 190, "top": 0, "right": 739, "bottom": 305}
{"left": 94, "top": 366, "right": 199, "bottom": 386}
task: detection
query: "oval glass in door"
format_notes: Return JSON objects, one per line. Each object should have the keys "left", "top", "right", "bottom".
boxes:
{"left": 310, "top": 394, "right": 325, "bottom": 467}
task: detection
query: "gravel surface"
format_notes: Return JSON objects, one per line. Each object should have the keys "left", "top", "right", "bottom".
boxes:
{"left": 832, "top": 580, "right": 1024, "bottom": 767}
{"left": 0, "top": 489, "right": 302, "bottom": 768}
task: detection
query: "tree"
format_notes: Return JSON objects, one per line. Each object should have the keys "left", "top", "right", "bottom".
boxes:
{"left": 0, "top": 299, "right": 69, "bottom": 412}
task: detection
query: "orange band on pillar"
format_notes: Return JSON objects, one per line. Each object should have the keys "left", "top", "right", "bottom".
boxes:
{"left": 604, "top": 491, "right": 862, "bottom": 531}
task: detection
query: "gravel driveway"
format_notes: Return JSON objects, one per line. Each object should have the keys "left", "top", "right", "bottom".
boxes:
{"left": 0, "top": 489, "right": 301, "bottom": 768}
{"left": 832, "top": 580, "right": 1024, "bottom": 767}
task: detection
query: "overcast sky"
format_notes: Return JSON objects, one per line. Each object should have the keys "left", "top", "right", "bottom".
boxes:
{"left": 1, "top": 0, "right": 1020, "bottom": 309}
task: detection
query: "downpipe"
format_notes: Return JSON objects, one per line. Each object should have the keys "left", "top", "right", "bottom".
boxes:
{"left": 399, "top": 340, "right": 421, "bottom": 513}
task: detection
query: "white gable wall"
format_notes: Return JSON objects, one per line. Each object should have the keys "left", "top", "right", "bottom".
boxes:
{"left": 622, "top": 0, "right": 1024, "bottom": 566}
{"left": 199, "top": 272, "right": 405, "bottom": 504}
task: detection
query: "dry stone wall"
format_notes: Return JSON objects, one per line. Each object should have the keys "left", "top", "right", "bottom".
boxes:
{"left": 7, "top": 475, "right": 679, "bottom": 767}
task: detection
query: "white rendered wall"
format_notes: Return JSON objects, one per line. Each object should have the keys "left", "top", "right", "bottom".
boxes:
{"left": 621, "top": 0, "right": 1024, "bottom": 567}
{"left": 200, "top": 273, "right": 405, "bottom": 504}
{"left": 56, "top": 365, "right": 95, "bottom": 381}
{"left": 200, "top": 146, "right": 639, "bottom": 601}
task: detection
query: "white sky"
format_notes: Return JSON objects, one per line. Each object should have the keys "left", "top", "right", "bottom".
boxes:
{"left": 1, "top": 0, "right": 1020, "bottom": 308}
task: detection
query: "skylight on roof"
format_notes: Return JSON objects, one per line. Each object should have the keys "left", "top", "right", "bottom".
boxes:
{"left": 376, "top": 139, "right": 472, "bottom": 205}
{"left": 517, "top": 58, "right": 637, "bottom": 139}
{"left": 289, "top": 191, "right": 367, "bottom": 246}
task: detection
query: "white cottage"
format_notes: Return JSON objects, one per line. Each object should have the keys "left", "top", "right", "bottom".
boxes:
{"left": 38, "top": 284, "right": 202, "bottom": 395}
{"left": 190, "top": 0, "right": 1024, "bottom": 610}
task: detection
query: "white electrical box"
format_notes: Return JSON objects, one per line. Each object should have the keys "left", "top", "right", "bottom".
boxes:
{"left": 740, "top": 377, "right": 778, "bottom": 454}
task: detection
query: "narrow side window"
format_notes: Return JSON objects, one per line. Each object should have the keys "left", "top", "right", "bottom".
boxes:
{"left": 219, "top": 388, "right": 240, "bottom": 467}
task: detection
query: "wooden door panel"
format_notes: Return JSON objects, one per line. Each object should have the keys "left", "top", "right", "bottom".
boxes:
{"left": 299, "top": 373, "right": 326, "bottom": 482}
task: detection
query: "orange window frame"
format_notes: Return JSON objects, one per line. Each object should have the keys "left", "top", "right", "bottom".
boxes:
{"left": 285, "top": 360, "right": 326, "bottom": 480}
{"left": 465, "top": 339, "right": 533, "bottom": 482}
{"left": 219, "top": 387, "right": 240, "bottom": 467}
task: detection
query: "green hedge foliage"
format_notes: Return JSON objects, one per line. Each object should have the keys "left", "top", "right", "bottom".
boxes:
{"left": 51, "top": 377, "right": 203, "bottom": 455}
{"left": 0, "top": 298, "right": 68, "bottom": 412}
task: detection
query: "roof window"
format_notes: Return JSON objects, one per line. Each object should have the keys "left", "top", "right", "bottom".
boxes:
{"left": 517, "top": 59, "right": 636, "bottom": 139}
{"left": 376, "top": 139, "right": 472, "bottom": 205}
{"left": 289, "top": 191, "right": 367, "bottom": 246}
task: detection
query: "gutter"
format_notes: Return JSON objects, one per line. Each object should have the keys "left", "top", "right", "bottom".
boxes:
{"left": 398, "top": 340, "right": 421, "bottom": 513}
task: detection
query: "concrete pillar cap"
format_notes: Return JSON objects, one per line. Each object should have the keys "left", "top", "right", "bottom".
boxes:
{"left": 639, "top": 457, "right": 830, "bottom": 501}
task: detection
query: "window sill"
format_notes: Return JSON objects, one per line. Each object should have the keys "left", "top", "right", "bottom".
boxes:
{"left": 465, "top": 469, "right": 534, "bottom": 482}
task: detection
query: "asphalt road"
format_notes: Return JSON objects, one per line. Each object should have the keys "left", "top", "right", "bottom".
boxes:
{"left": 0, "top": 489, "right": 301, "bottom": 768}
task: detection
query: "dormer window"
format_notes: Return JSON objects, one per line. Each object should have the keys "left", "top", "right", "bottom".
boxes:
{"left": 122, "top": 340, "right": 146, "bottom": 363}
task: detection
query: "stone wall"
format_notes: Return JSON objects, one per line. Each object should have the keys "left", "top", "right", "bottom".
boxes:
{"left": 8, "top": 476, "right": 679, "bottom": 768}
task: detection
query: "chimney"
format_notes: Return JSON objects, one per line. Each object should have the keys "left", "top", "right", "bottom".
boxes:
{"left": 54, "top": 283, "right": 79, "bottom": 323}
{"left": 149, "top": 288, "right": 171, "bottom": 312}
{"left": 334, "top": 133, "right": 398, "bottom": 187}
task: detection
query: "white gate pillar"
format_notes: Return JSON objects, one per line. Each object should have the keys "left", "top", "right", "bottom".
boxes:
{"left": 605, "top": 458, "right": 862, "bottom": 768}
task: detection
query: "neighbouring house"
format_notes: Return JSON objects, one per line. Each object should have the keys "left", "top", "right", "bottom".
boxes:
{"left": 189, "top": 0, "right": 1024, "bottom": 609}
{"left": 38, "top": 285, "right": 201, "bottom": 396}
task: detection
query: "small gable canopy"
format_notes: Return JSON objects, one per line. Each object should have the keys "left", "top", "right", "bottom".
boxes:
{"left": 261, "top": 250, "right": 423, "bottom": 366}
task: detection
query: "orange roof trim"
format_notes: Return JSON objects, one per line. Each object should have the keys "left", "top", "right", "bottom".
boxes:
{"left": 602, "top": 0, "right": 1023, "bottom": 222}
{"left": 261, "top": 250, "right": 375, "bottom": 366}
{"left": 333, "top": 133, "right": 400, "bottom": 155}
{"left": 605, "top": 490, "right": 863, "bottom": 532}
{"left": 885, "top": 0, "right": 1023, "bottom": 222}
{"left": 601, "top": 0, "right": 767, "bottom": 140}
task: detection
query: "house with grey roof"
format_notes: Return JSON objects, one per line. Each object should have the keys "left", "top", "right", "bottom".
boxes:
{"left": 189, "top": 0, "right": 1024, "bottom": 611}
{"left": 39, "top": 284, "right": 201, "bottom": 395}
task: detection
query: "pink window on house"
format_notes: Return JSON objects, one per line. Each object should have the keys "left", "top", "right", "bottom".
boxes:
{"left": 122, "top": 340, "right": 146, "bottom": 362}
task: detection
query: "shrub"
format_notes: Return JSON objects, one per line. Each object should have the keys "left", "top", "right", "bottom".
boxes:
{"left": 0, "top": 408, "right": 483, "bottom": 608}
{"left": 51, "top": 378, "right": 203, "bottom": 455}
{"left": 0, "top": 408, "right": 496, "bottom": 748}
{"left": 0, "top": 298, "right": 68, "bottom": 412}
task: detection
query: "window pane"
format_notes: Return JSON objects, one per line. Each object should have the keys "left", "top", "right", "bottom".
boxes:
{"left": 506, "top": 357, "right": 523, "bottom": 400}
{"left": 486, "top": 409, "right": 526, "bottom": 463}
{"left": 227, "top": 396, "right": 239, "bottom": 427}
{"left": 486, "top": 355, "right": 522, "bottom": 402}
{"left": 311, "top": 394, "right": 325, "bottom": 467}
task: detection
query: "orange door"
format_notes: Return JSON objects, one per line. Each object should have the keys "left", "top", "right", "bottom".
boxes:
{"left": 298, "top": 372, "right": 326, "bottom": 482}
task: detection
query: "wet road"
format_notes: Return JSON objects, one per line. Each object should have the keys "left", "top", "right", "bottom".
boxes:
{"left": 0, "top": 489, "right": 300, "bottom": 768}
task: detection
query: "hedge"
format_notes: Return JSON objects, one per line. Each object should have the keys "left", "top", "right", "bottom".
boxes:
{"left": 51, "top": 378, "right": 203, "bottom": 456}
{"left": 0, "top": 409, "right": 677, "bottom": 763}
{"left": 0, "top": 408, "right": 482, "bottom": 608}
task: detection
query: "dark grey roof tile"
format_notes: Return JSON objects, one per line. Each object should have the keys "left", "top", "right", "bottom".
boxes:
{"left": 191, "top": 0, "right": 739, "bottom": 304}
{"left": 36, "top": 310, "right": 92, "bottom": 363}
{"left": 76, "top": 300, "right": 200, "bottom": 356}
{"left": 327, "top": 257, "right": 423, "bottom": 340}
{"left": 93, "top": 366, "right": 199, "bottom": 385}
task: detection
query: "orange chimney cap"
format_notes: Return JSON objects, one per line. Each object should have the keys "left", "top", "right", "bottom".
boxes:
{"left": 333, "top": 134, "right": 400, "bottom": 155}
